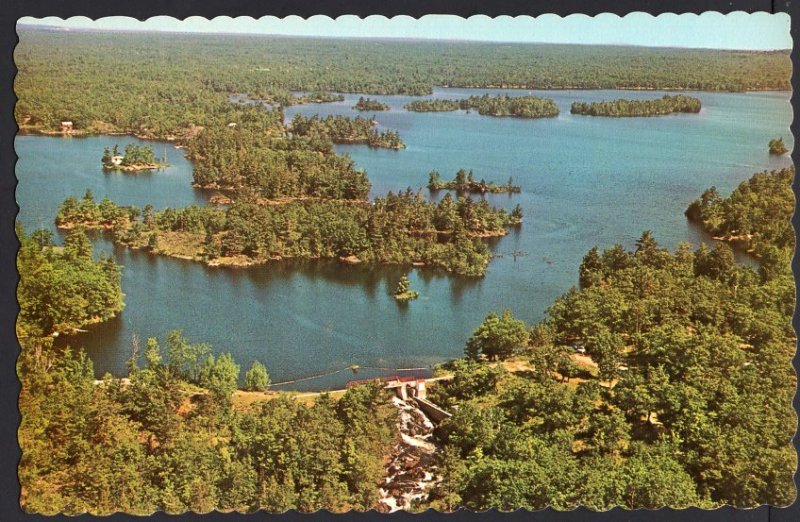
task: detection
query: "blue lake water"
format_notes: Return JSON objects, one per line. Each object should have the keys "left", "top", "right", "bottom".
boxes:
{"left": 15, "top": 89, "right": 793, "bottom": 390}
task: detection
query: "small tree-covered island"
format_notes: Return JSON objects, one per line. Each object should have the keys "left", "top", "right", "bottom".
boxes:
{"left": 406, "top": 95, "right": 559, "bottom": 118}
{"left": 769, "top": 137, "right": 789, "bottom": 155}
{"left": 101, "top": 144, "right": 168, "bottom": 171}
{"left": 570, "top": 95, "right": 702, "bottom": 117}
{"left": 428, "top": 169, "right": 522, "bottom": 194}
{"left": 393, "top": 275, "right": 419, "bottom": 302}
{"left": 353, "top": 97, "right": 389, "bottom": 111}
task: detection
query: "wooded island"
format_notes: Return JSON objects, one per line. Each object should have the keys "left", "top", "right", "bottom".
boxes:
{"left": 354, "top": 97, "right": 389, "bottom": 111}
{"left": 101, "top": 144, "right": 167, "bottom": 171}
{"left": 56, "top": 189, "right": 520, "bottom": 276}
{"left": 428, "top": 169, "right": 522, "bottom": 194}
{"left": 570, "top": 95, "right": 702, "bottom": 117}
{"left": 769, "top": 137, "right": 788, "bottom": 155}
{"left": 406, "top": 95, "right": 559, "bottom": 118}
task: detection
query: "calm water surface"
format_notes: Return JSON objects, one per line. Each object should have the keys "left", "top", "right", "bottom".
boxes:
{"left": 16, "top": 89, "right": 793, "bottom": 389}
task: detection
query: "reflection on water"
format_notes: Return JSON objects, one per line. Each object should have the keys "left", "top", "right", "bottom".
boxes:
{"left": 16, "top": 88, "right": 792, "bottom": 390}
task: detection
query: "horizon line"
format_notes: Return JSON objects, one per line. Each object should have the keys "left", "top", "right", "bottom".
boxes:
{"left": 16, "top": 22, "right": 791, "bottom": 53}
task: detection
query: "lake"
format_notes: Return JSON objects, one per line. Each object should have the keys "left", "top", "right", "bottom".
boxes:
{"left": 15, "top": 88, "right": 793, "bottom": 390}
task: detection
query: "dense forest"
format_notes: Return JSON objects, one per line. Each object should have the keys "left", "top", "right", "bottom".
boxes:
{"left": 428, "top": 169, "right": 522, "bottom": 194}
{"left": 419, "top": 166, "right": 796, "bottom": 510}
{"left": 288, "top": 114, "right": 405, "bottom": 149}
{"left": 16, "top": 223, "right": 124, "bottom": 338}
{"left": 56, "top": 190, "right": 521, "bottom": 276}
{"left": 425, "top": 237, "right": 794, "bottom": 509}
{"left": 406, "top": 95, "right": 559, "bottom": 118}
{"left": 187, "top": 117, "right": 372, "bottom": 199}
{"left": 15, "top": 27, "right": 790, "bottom": 137}
{"left": 353, "top": 97, "right": 389, "bottom": 111}
{"left": 18, "top": 332, "right": 395, "bottom": 515}
{"left": 570, "top": 95, "right": 702, "bottom": 117}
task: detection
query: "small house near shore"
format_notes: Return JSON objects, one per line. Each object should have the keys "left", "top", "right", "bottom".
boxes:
{"left": 60, "top": 121, "right": 73, "bottom": 133}
{"left": 111, "top": 155, "right": 124, "bottom": 166}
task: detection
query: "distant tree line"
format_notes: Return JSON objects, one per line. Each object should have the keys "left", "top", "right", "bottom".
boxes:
{"left": 15, "top": 29, "right": 789, "bottom": 137}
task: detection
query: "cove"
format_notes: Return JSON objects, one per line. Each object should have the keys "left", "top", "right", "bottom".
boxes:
{"left": 15, "top": 88, "right": 792, "bottom": 390}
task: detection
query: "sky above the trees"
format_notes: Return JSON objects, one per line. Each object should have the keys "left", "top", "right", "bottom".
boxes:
{"left": 19, "top": 13, "right": 791, "bottom": 51}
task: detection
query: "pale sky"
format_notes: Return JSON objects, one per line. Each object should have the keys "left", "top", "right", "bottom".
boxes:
{"left": 18, "top": 13, "right": 792, "bottom": 51}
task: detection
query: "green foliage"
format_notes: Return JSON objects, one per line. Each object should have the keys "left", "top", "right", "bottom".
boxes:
{"left": 427, "top": 168, "right": 521, "bottom": 194}
{"left": 394, "top": 275, "right": 419, "bottom": 301}
{"left": 769, "top": 137, "right": 788, "bottom": 155}
{"left": 244, "top": 361, "right": 270, "bottom": 391}
{"left": 58, "top": 189, "right": 517, "bottom": 276}
{"left": 409, "top": 95, "right": 558, "bottom": 118}
{"left": 405, "top": 99, "right": 461, "bottom": 112}
{"left": 17, "top": 28, "right": 788, "bottom": 135}
{"left": 465, "top": 310, "right": 529, "bottom": 361}
{"left": 570, "top": 95, "right": 701, "bottom": 117}
{"left": 16, "top": 225, "right": 125, "bottom": 338}
{"left": 289, "top": 114, "right": 405, "bottom": 149}
{"left": 18, "top": 336, "right": 394, "bottom": 515}
{"left": 353, "top": 97, "right": 389, "bottom": 111}
{"left": 434, "top": 166, "right": 796, "bottom": 509}
{"left": 188, "top": 119, "right": 372, "bottom": 199}
{"left": 198, "top": 352, "right": 240, "bottom": 403}
{"left": 686, "top": 166, "right": 794, "bottom": 277}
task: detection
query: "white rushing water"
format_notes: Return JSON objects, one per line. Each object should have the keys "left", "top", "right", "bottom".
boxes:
{"left": 376, "top": 397, "right": 441, "bottom": 512}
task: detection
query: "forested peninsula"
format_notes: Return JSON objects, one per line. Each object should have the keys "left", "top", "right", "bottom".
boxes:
{"left": 570, "top": 95, "right": 702, "bottom": 117}
{"left": 288, "top": 114, "right": 405, "bottom": 149}
{"left": 428, "top": 169, "right": 522, "bottom": 195}
{"left": 406, "top": 95, "right": 559, "bottom": 118}
{"left": 685, "top": 166, "right": 794, "bottom": 268}
{"left": 17, "top": 224, "right": 124, "bottom": 338}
